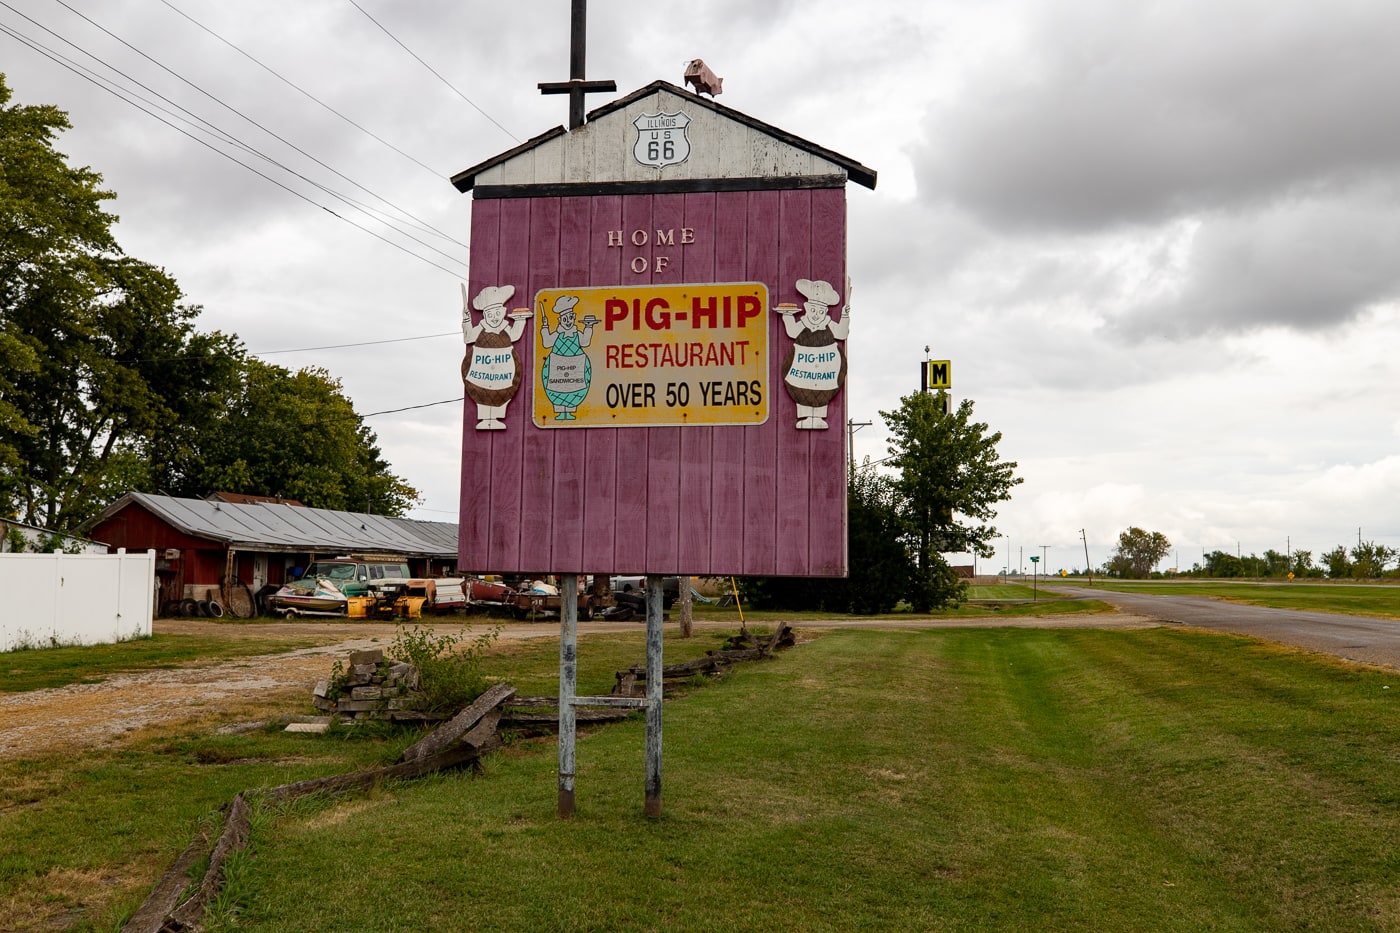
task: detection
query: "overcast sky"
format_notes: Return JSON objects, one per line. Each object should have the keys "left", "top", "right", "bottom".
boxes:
{"left": 4, "top": 0, "right": 1399, "bottom": 574}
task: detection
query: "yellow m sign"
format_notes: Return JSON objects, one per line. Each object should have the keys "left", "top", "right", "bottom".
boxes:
{"left": 923, "top": 360, "right": 951, "bottom": 390}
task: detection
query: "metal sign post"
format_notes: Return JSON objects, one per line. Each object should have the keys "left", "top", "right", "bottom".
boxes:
{"left": 555, "top": 572, "right": 660, "bottom": 818}
{"left": 557, "top": 573, "right": 578, "bottom": 817}
{"left": 644, "top": 575, "right": 665, "bottom": 816}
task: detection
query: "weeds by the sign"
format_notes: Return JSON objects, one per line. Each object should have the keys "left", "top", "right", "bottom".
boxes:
{"left": 388, "top": 622, "right": 500, "bottom": 713}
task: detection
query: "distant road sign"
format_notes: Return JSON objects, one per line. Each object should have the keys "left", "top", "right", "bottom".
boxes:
{"left": 1029, "top": 555, "right": 1040, "bottom": 563}
{"left": 921, "top": 359, "right": 951, "bottom": 391}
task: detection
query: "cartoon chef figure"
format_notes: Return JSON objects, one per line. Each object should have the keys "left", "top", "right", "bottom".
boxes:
{"left": 540, "top": 294, "right": 595, "bottom": 420}
{"left": 461, "top": 283, "right": 531, "bottom": 430}
{"left": 776, "top": 278, "right": 850, "bottom": 429}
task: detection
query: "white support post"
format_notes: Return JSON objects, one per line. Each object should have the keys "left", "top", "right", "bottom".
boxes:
{"left": 115, "top": 547, "right": 126, "bottom": 641}
{"left": 558, "top": 572, "right": 578, "bottom": 818}
{"left": 644, "top": 574, "right": 665, "bottom": 817}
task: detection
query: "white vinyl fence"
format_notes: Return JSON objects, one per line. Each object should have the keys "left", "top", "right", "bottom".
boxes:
{"left": 1, "top": 549, "right": 155, "bottom": 652}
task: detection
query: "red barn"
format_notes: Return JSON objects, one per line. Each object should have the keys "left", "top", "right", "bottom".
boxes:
{"left": 91, "top": 492, "right": 458, "bottom": 615}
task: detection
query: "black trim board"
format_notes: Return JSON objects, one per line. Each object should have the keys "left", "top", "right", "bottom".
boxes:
{"left": 450, "top": 126, "right": 567, "bottom": 192}
{"left": 471, "top": 174, "right": 850, "bottom": 200}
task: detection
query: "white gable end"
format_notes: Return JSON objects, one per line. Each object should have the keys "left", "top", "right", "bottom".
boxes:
{"left": 473, "top": 87, "right": 848, "bottom": 188}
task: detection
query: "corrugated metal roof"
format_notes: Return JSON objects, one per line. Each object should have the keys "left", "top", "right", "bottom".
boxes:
{"left": 100, "top": 493, "right": 457, "bottom": 558}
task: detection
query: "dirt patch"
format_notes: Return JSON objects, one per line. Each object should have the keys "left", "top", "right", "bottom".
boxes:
{"left": 0, "top": 648, "right": 336, "bottom": 759}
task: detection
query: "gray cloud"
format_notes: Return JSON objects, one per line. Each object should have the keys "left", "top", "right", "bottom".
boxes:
{"left": 1112, "top": 188, "right": 1400, "bottom": 338}
{"left": 914, "top": 0, "right": 1400, "bottom": 231}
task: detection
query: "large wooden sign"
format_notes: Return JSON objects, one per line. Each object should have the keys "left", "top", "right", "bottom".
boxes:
{"left": 453, "top": 80, "right": 876, "bottom": 578}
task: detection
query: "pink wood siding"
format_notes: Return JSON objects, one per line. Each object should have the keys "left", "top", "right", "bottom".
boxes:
{"left": 741, "top": 190, "right": 781, "bottom": 576}
{"left": 460, "top": 188, "right": 848, "bottom": 577}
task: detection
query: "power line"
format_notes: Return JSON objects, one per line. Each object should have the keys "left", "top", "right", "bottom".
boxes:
{"left": 104, "top": 331, "right": 461, "bottom": 365}
{"left": 409, "top": 505, "right": 459, "bottom": 516}
{"left": 0, "top": 2, "right": 250, "bottom": 152}
{"left": 0, "top": 22, "right": 469, "bottom": 278}
{"left": 361, "top": 397, "right": 462, "bottom": 418}
{"left": 0, "top": 19, "right": 468, "bottom": 271}
{"left": 298, "top": 397, "right": 464, "bottom": 426}
{"left": 346, "top": 0, "right": 520, "bottom": 144}
{"left": 254, "top": 332, "right": 459, "bottom": 355}
{"left": 45, "top": 0, "right": 465, "bottom": 247}
{"left": 156, "top": 0, "right": 450, "bottom": 185}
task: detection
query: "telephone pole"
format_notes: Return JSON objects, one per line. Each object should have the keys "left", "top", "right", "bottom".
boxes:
{"left": 847, "top": 419, "right": 871, "bottom": 474}
{"left": 1080, "top": 528, "right": 1091, "bottom": 586}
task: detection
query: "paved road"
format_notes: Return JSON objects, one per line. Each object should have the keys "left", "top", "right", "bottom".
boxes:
{"left": 1052, "top": 585, "right": 1400, "bottom": 670}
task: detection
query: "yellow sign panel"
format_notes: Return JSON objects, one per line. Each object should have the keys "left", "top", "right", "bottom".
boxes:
{"left": 531, "top": 282, "right": 769, "bottom": 428}
{"left": 925, "top": 359, "right": 951, "bottom": 390}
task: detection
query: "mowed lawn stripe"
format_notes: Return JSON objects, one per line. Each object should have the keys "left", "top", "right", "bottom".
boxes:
{"left": 1055, "top": 628, "right": 1400, "bottom": 925}
{"left": 920, "top": 628, "right": 1266, "bottom": 930}
{"left": 219, "top": 628, "right": 1399, "bottom": 932}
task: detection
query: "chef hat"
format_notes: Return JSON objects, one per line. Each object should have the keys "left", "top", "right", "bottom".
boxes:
{"left": 796, "top": 279, "right": 840, "bottom": 307}
{"left": 473, "top": 284, "right": 516, "bottom": 311}
{"left": 553, "top": 294, "right": 580, "bottom": 316}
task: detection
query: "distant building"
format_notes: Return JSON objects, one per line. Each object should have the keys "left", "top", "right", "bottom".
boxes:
{"left": 89, "top": 492, "right": 457, "bottom": 616}
{"left": 0, "top": 518, "right": 108, "bottom": 554}
{"left": 206, "top": 491, "right": 306, "bottom": 507}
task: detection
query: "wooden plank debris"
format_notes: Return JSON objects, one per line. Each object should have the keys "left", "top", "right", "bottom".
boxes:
{"left": 611, "top": 625, "right": 794, "bottom": 697}
{"left": 399, "top": 683, "right": 516, "bottom": 763}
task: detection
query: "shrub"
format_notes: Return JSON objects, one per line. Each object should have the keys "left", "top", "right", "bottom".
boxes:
{"left": 388, "top": 623, "right": 499, "bottom": 713}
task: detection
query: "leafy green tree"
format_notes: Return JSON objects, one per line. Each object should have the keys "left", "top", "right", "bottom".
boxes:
{"left": 0, "top": 331, "right": 38, "bottom": 501}
{"left": 1289, "top": 549, "right": 1314, "bottom": 577}
{"left": 739, "top": 463, "right": 916, "bottom": 614}
{"left": 0, "top": 75, "right": 419, "bottom": 526}
{"left": 1349, "top": 540, "right": 1396, "bottom": 579}
{"left": 843, "top": 467, "right": 919, "bottom": 614}
{"left": 0, "top": 75, "right": 245, "bottom": 531}
{"left": 1201, "top": 550, "right": 1240, "bottom": 577}
{"left": 185, "top": 360, "right": 419, "bottom": 514}
{"left": 882, "top": 390, "right": 1021, "bottom": 610}
{"left": 1107, "top": 527, "right": 1171, "bottom": 578}
{"left": 1262, "top": 549, "right": 1291, "bottom": 577}
{"left": 1321, "top": 545, "right": 1352, "bottom": 579}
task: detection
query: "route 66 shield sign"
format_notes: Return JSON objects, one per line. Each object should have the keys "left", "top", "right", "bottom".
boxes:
{"left": 632, "top": 111, "right": 692, "bottom": 168}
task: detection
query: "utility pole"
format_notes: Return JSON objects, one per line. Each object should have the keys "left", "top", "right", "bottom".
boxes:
{"left": 847, "top": 419, "right": 871, "bottom": 474}
{"left": 1081, "top": 529, "right": 1091, "bottom": 586}
{"left": 1040, "top": 545, "right": 1049, "bottom": 572}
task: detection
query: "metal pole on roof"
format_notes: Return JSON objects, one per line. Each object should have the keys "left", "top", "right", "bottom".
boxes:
{"left": 568, "top": 0, "right": 586, "bottom": 130}
{"left": 538, "top": 0, "right": 615, "bottom": 129}
{"left": 558, "top": 572, "right": 578, "bottom": 817}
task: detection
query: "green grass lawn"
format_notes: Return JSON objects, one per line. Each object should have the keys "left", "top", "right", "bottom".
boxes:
{"left": 5, "top": 625, "right": 1391, "bottom": 931}
{"left": 691, "top": 583, "right": 1102, "bottom": 623}
{"left": 0, "top": 634, "right": 324, "bottom": 693}
{"left": 212, "top": 626, "right": 1400, "bottom": 932}
{"left": 1046, "top": 579, "right": 1400, "bottom": 620}
{"left": 215, "top": 622, "right": 1400, "bottom": 924}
